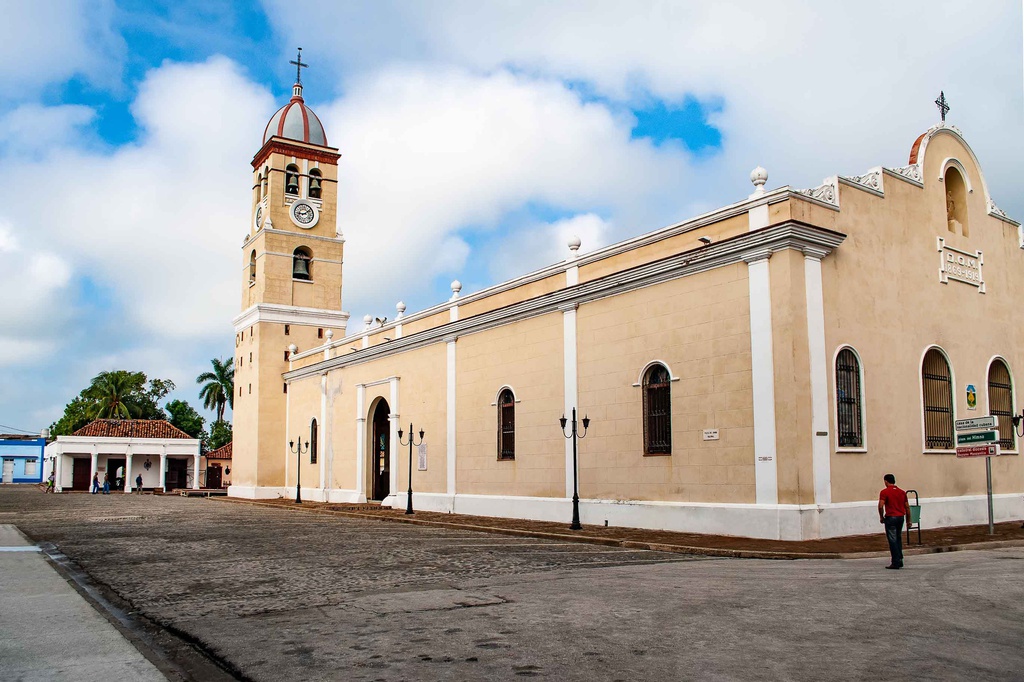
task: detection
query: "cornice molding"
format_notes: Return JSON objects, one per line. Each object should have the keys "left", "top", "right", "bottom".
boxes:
{"left": 234, "top": 304, "right": 351, "bottom": 332}
{"left": 251, "top": 137, "right": 340, "bottom": 169}
{"left": 285, "top": 221, "right": 846, "bottom": 379}
{"left": 243, "top": 227, "right": 346, "bottom": 250}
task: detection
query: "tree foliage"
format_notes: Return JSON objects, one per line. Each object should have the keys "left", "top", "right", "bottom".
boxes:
{"left": 165, "top": 399, "right": 206, "bottom": 440}
{"left": 49, "top": 370, "right": 176, "bottom": 435}
{"left": 197, "top": 358, "right": 234, "bottom": 422}
{"left": 208, "top": 419, "right": 232, "bottom": 452}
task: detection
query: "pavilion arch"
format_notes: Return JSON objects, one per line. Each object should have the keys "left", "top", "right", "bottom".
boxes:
{"left": 920, "top": 345, "right": 956, "bottom": 452}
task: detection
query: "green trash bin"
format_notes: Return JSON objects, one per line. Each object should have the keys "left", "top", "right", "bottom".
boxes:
{"left": 906, "top": 489, "right": 921, "bottom": 545}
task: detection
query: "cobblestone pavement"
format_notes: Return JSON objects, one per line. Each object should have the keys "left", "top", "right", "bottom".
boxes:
{"left": 4, "top": 487, "right": 1023, "bottom": 681}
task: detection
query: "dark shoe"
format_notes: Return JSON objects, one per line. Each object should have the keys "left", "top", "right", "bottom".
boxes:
{"left": 885, "top": 564, "right": 900, "bottom": 569}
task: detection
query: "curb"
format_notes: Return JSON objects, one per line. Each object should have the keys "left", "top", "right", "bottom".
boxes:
{"left": 208, "top": 497, "right": 1024, "bottom": 560}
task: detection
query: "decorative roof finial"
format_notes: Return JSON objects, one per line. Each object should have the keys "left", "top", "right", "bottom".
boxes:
{"left": 290, "top": 47, "right": 309, "bottom": 85}
{"left": 935, "top": 91, "right": 950, "bottom": 123}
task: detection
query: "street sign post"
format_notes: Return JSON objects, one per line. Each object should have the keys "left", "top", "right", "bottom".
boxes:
{"left": 954, "top": 416, "right": 998, "bottom": 431}
{"left": 955, "top": 417, "right": 1000, "bottom": 535}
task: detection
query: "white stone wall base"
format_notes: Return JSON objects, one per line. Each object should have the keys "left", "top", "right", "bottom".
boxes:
{"left": 235, "top": 488, "right": 1024, "bottom": 541}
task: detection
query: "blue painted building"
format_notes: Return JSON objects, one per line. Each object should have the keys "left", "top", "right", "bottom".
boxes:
{"left": 0, "top": 435, "right": 46, "bottom": 484}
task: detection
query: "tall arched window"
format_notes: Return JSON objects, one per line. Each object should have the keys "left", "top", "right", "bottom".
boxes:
{"left": 292, "top": 247, "right": 312, "bottom": 280}
{"left": 285, "top": 164, "right": 300, "bottom": 196}
{"left": 497, "top": 389, "right": 515, "bottom": 460}
{"left": 249, "top": 250, "right": 256, "bottom": 284}
{"left": 643, "top": 364, "right": 671, "bottom": 455}
{"left": 308, "top": 168, "right": 322, "bottom": 199}
{"left": 255, "top": 174, "right": 263, "bottom": 202}
{"left": 310, "top": 419, "right": 318, "bottom": 464}
{"left": 988, "top": 359, "right": 1015, "bottom": 451}
{"left": 835, "top": 347, "right": 864, "bottom": 448}
{"left": 922, "top": 348, "right": 954, "bottom": 450}
{"left": 261, "top": 167, "right": 269, "bottom": 197}
{"left": 944, "top": 165, "right": 969, "bottom": 237}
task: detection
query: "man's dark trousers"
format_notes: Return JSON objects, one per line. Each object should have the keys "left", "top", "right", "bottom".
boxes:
{"left": 884, "top": 516, "right": 905, "bottom": 567}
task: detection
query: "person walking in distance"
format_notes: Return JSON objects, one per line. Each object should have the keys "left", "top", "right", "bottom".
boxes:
{"left": 102, "top": 473, "right": 110, "bottom": 495}
{"left": 92, "top": 473, "right": 100, "bottom": 494}
{"left": 135, "top": 473, "right": 143, "bottom": 494}
{"left": 878, "top": 474, "right": 911, "bottom": 569}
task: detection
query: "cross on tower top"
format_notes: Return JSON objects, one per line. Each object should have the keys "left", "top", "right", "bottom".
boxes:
{"left": 290, "top": 47, "right": 309, "bottom": 85}
{"left": 935, "top": 91, "right": 950, "bottom": 123}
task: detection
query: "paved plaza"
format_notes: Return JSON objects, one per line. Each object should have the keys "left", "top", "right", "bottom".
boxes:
{"left": 1, "top": 487, "right": 1022, "bottom": 681}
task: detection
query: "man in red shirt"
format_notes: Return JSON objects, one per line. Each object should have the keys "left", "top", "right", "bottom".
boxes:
{"left": 878, "top": 474, "right": 911, "bottom": 569}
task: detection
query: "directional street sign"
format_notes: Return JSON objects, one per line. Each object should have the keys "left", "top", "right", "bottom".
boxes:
{"left": 956, "top": 444, "right": 998, "bottom": 458}
{"left": 955, "top": 416, "right": 999, "bottom": 431}
{"left": 956, "top": 430, "right": 998, "bottom": 445}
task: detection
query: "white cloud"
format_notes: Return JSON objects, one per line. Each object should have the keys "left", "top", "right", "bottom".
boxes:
{"left": 323, "top": 66, "right": 690, "bottom": 316}
{"left": 0, "top": 104, "right": 97, "bottom": 155}
{"left": 0, "top": 0, "right": 123, "bottom": 94}
{"left": 484, "top": 213, "right": 612, "bottom": 283}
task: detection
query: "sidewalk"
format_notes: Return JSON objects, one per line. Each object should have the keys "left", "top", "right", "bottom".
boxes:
{"left": 218, "top": 498, "right": 1024, "bottom": 559}
{"left": 0, "top": 525, "right": 165, "bottom": 682}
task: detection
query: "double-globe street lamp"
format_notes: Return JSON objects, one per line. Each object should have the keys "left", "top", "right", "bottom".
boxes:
{"left": 397, "top": 424, "right": 424, "bottom": 515}
{"left": 288, "top": 437, "right": 308, "bottom": 504}
{"left": 559, "top": 408, "right": 591, "bottom": 530}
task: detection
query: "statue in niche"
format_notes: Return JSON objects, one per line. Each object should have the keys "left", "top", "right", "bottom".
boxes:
{"left": 946, "top": 190, "right": 962, "bottom": 235}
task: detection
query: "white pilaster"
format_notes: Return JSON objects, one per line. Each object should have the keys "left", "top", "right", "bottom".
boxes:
{"left": 389, "top": 377, "right": 400, "bottom": 498}
{"left": 54, "top": 449, "right": 63, "bottom": 492}
{"left": 746, "top": 253, "right": 778, "bottom": 505}
{"left": 193, "top": 453, "right": 201, "bottom": 489}
{"left": 285, "top": 376, "right": 291, "bottom": 491}
{"left": 159, "top": 449, "right": 167, "bottom": 492}
{"left": 446, "top": 336, "right": 457, "bottom": 496}
{"left": 561, "top": 303, "right": 579, "bottom": 499}
{"left": 90, "top": 449, "right": 98, "bottom": 490}
{"left": 804, "top": 251, "right": 832, "bottom": 505}
{"left": 320, "top": 373, "right": 328, "bottom": 492}
{"left": 123, "top": 447, "right": 133, "bottom": 494}
{"left": 355, "top": 384, "right": 366, "bottom": 500}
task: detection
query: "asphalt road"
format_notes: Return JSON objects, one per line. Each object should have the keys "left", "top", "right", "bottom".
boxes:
{"left": 3, "top": 487, "right": 1022, "bottom": 681}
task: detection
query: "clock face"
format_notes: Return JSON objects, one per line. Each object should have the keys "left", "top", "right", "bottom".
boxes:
{"left": 254, "top": 206, "right": 263, "bottom": 230}
{"left": 290, "top": 199, "right": 319, "bottom": 228}
{"left": 294, "top": 204, "right": 314, "bottom": 224}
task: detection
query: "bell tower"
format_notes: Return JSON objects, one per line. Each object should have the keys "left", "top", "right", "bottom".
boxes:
{"left": 231, "top": 50, "right": 349, "bottom": 497}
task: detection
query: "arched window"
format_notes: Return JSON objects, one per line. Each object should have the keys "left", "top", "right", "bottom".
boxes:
{"left": 310, "top": 419, "right": 318, "bottom": 464}
{"left": 308, "top": 168, "right": 322, "bottom": 199}
{"left": 643, "top": 364, "right": 671, "bottom": 455}
{"left": 922, "top": 348, "right": 954, "bottom": 450}
{"left": 249, "top": 250, "right": 256, "bottom": 284}
{"left": 835, "top": 348, "right": 864, "bottom": 448}
{"left": 255, "top": 174, "right": 263, "bottom": 202}
{"left": 944, "top": 166, "right": 969, "bottom": 237}
{"left": 285, "top": 164, "right": 300, "bottom": 196}
{"left": 261, "top": 167, "right": 269, "bottom": 197}
{"left": 497, "top": 389, "right": 515, "bottom": 460}
{"left": 988, "top": 359, "right": 1015, "bottom": 451}
{"left": 292, "top": 247, "right": 312, "bottom": 281}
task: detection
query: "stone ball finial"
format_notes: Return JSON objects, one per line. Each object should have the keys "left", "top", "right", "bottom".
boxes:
{"left": 450, "top": 280, "right": 462, "bottom": 298}
{"left": 363, "top": 314, "right": 373, "bottom": 329}
{"left": 750, "top": 166, "right": 768, "bottom": 189}
{"left": 396, "top": 301, "right": 407, "bottom": 318}
{"left": 288, "top": 344, "right": 297, "bottom": 354}
{"left": 325, "top": 329, "right": 334, "bottom": 341}
{"left": 568, "top": 235, "right": 582, "bottom": 252}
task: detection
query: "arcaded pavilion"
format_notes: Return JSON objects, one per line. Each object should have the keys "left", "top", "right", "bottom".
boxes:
{"left": 229, "top": 74, "right": 1022, "bottom": 540}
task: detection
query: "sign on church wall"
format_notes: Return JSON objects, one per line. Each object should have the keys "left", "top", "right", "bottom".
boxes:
{"left": 937, "top": 237, "right": 985, "bottom": 293}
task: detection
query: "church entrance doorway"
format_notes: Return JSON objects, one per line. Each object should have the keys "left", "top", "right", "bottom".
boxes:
{"left": 206, "top": 463, "right": 222, "bottom": 489}
{"left": 370, "top": 399, "right": 390, "bottom": 501}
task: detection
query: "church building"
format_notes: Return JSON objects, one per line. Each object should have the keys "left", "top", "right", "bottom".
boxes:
{"left": 230, "top": 71, "right": 1023, "bottom": 540}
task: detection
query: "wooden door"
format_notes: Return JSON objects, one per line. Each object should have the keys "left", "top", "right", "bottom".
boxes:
{"left": 72, "top": 458, "right": 91, "bottom": 490}
{"left": 371, "top": 400, "right": 390, "bottom": 500}
{"left": 207, "top": 464, "right": 222, "bottom": 489}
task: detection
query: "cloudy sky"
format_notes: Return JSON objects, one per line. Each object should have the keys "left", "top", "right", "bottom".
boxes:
{"left": 0, "top": 1, "right": 1021, "bottom": 434}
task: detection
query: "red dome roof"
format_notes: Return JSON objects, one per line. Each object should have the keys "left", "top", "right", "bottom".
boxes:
{"left": 263, "top": 83, "right": 328, "bottom": 147}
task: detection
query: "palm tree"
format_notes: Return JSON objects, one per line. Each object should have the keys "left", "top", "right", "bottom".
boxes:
{"left": 197, "top": 357, "right": 234, "bottom": 422}
{"left": 85, "top": 371, "right": 139, "bottom": 420}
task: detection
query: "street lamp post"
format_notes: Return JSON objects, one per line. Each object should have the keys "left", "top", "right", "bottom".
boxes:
{"left": 560, "top": 407, "right": 590, "bottom": 530}
{"left": 397, "top": 424, "right": 424, "bottom": 515}
{"left": 288, "top": 437, "right": 308, "bottom": 504}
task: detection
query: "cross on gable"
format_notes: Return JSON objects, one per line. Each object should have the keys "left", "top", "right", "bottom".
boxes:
{"left": 290, "top": 47, "right": 309, "bottom": 85}
{"left": 935, "top": 91, "right": 950, "bottom": 123}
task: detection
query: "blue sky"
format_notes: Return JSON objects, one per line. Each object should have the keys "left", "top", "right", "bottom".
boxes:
{"left": 0, "top": 1, "right": 1020, "bottom": 434}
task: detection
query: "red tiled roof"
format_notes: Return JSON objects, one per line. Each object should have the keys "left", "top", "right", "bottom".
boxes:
{"left": 72, "top": 419, "right": 195, "bottom": 440}
{"left": 206, "top": 441, "right": 232, "bottom": 460}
